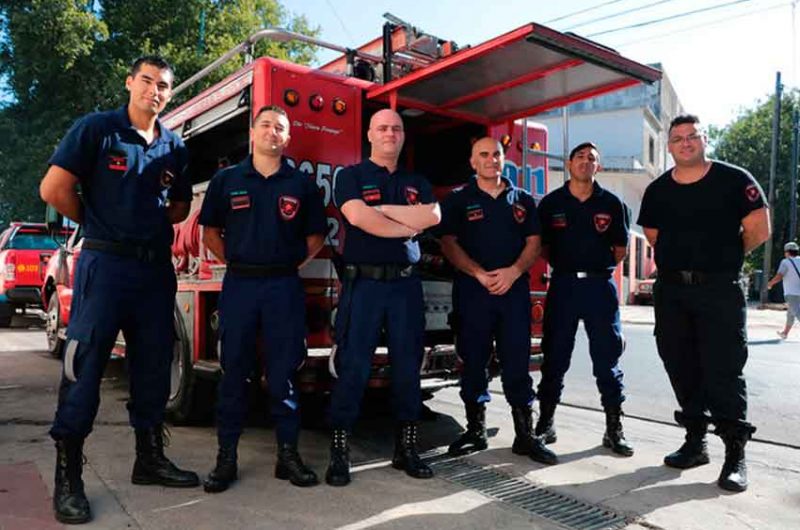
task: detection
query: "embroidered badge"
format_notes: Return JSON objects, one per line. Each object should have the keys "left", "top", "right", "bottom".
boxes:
{"left": 362, "top": 185, "right": 381, "bottom": 203}
{"left": 466, "top": 204, "right": 484, "bottom": 222}
{"left": 279, "top": 195, "right": 300, "bottom": 220}
{"left": 745, "top": 184, "right": 760, "bottom": 202}
{"left": 107, "top": 154, "right": 127, "bottom": 171}
{"left": 230, "top": 191, "right": 251, "bottom": 210}
{"left": 512, "top": 202, "right": 527, "bottom": 224}
{"left": 594, "top": 213, "right": 612, "bottom": 233}
{"left": 552, "top": 213, "right": 567, "bottom": 228}
{"left": 405, "top": 186, "right": 420, "bottom": 205}
{"left": 160, "top": 169, "right": 174, "bottom": 188}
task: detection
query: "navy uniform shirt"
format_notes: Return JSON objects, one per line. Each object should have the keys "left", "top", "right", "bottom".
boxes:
{"left": 333, "top": 159, "right": 434, "bottom": 265}
{"left": 538, "top": 181, "right": 630, "bottom": 273}
{"left": 438, "top": 176, "right": 541, "bottom": 272}
{"left": 199, "top": 156, "right": 326, "bottom": 266}
{"left": 637, "top": 161, "right": 766, "bottom": 274}
{"left": 49, "top": 106, "right": 192, "bottom": 250}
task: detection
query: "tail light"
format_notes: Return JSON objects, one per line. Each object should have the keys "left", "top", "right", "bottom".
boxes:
{"left": 2, "top": 252, "right": 16, "bottom": 282}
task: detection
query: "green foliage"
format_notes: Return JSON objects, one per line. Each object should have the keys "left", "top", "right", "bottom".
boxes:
{"left": 0, "top": 0, "right": 319, "bottom": 226}
{"left": 709, "top": 90, "right": 800, "bottom": 273}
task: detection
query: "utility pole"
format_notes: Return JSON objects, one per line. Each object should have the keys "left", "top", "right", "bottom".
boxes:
{"left": 791, "top": 109, "right": 799, "bottom": 241}
{"left": 761, "top": 72, "right": 783, "bottom": 304}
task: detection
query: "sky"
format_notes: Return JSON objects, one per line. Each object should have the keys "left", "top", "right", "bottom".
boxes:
{"left": 287, "top": 0, "right": 799, "bottom": 128}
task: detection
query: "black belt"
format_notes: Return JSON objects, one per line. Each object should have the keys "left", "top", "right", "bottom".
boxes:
{"left": 553, "top": 270, "right": 612, "bottom": 279}
{"left": 227, "top": 262, "right": 297, "bottom": 277}
{"left": 83, "top": 238, "right": 171, "bottom": 264}
{"left": 342, "top": 264, "right": 415, "bottom": 281}
{"left": 658, "top": 270, "right": 740, "bottom": 286}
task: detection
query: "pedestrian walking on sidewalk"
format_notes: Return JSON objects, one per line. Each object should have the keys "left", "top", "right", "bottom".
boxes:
{"left": 767, "top": 241, "right": 800, "bottom": 340}
{"left": 638, "top": 114, "right": 771, "bottom": 492}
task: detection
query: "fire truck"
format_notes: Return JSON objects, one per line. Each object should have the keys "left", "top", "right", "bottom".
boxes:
{"left": 44, "top": 16, "right": 660, "bottom": 422}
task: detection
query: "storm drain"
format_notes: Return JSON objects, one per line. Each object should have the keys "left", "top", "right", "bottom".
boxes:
{"left": 424, "top": 453, "right": 629, "bottom": 530}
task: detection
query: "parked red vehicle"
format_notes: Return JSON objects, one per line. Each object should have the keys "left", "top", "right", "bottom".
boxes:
{"left": 0, "top": 222, "right": 59, "bottom": 327}
{"left": 44, "top": 18, "right": 660, "bottom": 421}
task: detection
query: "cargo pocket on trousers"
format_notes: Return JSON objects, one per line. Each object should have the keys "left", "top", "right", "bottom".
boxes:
{"left": 64, "top": 322, "right": 94, "bottom": 383}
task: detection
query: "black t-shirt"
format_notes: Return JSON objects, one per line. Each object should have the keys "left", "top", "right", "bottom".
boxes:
{"left": 538, "top": 181, "right": 630, "bottom": 273}
{"left": 637, "top": 161, "right": 766, "bottom": 273}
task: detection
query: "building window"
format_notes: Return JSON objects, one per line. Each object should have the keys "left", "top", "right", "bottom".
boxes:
{"left": 648, "top": 136, "right": 655, "bottom": 164}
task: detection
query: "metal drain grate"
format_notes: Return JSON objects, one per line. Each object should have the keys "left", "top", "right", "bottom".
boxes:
{"left": 425, "top": 453, "right": 629, "bottom": 530}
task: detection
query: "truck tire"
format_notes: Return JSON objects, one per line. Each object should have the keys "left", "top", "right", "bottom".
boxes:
{"left": 45, "top": 293, "right": 65, "bottom": 358}
{"left": 0, "top": 303, "right": 12, "bottom": 328}
{"left": 166, "top": 305, "right": 196, "bottom": 424}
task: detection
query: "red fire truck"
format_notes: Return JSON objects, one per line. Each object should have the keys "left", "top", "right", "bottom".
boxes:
{"left": 44, "top": 17, "right": 660, "bottom": 421}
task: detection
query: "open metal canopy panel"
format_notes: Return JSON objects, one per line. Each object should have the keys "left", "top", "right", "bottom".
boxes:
{"left": 367, "top": 23, "right": 662, "bottom": 125}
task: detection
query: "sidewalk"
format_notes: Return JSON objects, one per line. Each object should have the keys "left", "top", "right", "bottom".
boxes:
{"left": 620, "top": 303, "right": 789, "bottom": 329}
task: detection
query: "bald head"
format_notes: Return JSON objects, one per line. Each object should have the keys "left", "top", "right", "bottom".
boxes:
{"left": 470, "top": 136, "right": 504, "bottom": 180}
{"left": 368, "top": 109, "right": 405, "bottom": 162}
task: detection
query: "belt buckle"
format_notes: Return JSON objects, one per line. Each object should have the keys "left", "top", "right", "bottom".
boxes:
{"left": 679, "top": 271, "right": 694, "bottom": 285}
{"left": 576, "top": 271, "right": 588, "bottom": 279}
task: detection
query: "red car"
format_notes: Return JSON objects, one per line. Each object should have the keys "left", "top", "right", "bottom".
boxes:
{"left": 40, "top": 226, "right": 82, "bottom": 357}
{"left": 0, "top": 223, "right": 59, "bottom": 327}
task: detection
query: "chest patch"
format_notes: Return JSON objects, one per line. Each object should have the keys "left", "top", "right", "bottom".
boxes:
{"left": 745, "top": 184, "right": 760, "bottom": 202}
{"left": 512, "top": 202, "right": 527, "bottom": 224}
{"left": 593, "top": 213, "right": 612, "bottom": 233}
{"left": 107, "top": 154, "right": 128, "bottom": 171}
{"left": 466, "top": 204, "right": 484, "bottom": 222}
{"left": 405, "top": 186, "right": 420, "bottom": 205}
{"left": 362, "top": 185, "right": 381, "bottom": 203}
{"left": 551, "top": 213, "right": 567, "bottom": 228}
{"left": 230, "top": 191, "right": 251, "bottom": 210}
{"left": 279, "top": 195, "right": 300, "bottom": 220}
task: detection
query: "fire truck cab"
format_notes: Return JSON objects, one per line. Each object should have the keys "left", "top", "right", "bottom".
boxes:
{"left": 46, "top": 18, "right": 661, "bottom": 422}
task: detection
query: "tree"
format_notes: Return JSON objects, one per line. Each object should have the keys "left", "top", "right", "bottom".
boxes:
{"left": 0, "top": 0, "right": 318, "bottom": 227}
{"left": 709, "top": 89, "right": 800, "bottom": 274}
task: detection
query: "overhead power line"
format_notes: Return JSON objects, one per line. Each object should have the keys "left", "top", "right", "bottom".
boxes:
{"left": 567, "top": 0, "right": 678, "bottom": 31}
{"left": 611, "top": 1, "right": 789, "bottom": 47}
{"left": 586, "top": 0, "right": 751, "bottom": 37}
{"left": 544, "top": 0, "right": 630, "bottom": 24}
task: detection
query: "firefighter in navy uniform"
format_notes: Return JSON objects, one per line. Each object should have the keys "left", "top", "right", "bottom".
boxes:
{"left": 638, "top": 115, "right": 770, "bottom": 492}
{"left": 39, "top": 56, "right": 199, "bottom": 525}
{"left": 439, "top": 137, "right": 557, "bottom": 465}
{"left": 326, "top": 109, "right": 441, "bottom": 486}
{"left": 199, "top": 105, "right": 326, "bottom": 492}
{"left": 535, "top": 142, "right": 634, "bottom": 462}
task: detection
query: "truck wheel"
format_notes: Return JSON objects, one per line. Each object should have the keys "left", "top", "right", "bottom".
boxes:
{"left": 166, "top": 306, "right": 196, "bottom": 424}
{"left": 0, "top": 303, "right": 12, "bottom": 328}
{"left": 45, "top": 293, "right": 65, "bottom": 358}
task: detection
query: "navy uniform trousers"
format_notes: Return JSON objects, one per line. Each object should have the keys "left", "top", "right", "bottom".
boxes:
{"left": 51, "top": 249, "right": 176, "bottom": 440}
{"left": 329, "top": 276, "right": 425, "bottom": 430}
{"left": 538, "top": 274, "right": 625, "bottom": 408}
{"left": 454, "top": 276, "right": 534, "bottom": 407}
{"left": 653, "top": 280, "right": 749, "bottom": 428}
{"left": 216, "top": 273, "right": 306, "bottom": 445}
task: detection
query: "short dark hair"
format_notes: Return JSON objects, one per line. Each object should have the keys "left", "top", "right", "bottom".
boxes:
{"left": 253, "top": 105, "right": 289, "bottom": 126}
{"left": 569, "top": 141, "right": 599, "bottom": 160}
{"left": 788, "top": 249, "right": 799, "bottom": 257}
{"left": 669, "top": 114, "right": 701, "bottom": 134}
{"left": 129, "top": 55, "right": 174, "bottom": 82}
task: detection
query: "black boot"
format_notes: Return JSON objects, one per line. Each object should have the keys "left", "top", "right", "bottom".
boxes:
{"left": 392, "top": 422, "right": 434, "bottom": 479}
{"left": 53, "top": 439, "right": 91, "bottom": 524}
{"left": 448, "top": 402, "right": 488, "bottom": 456}
{"left": 602, "top": 406, "right": 634, "bottom": 456}
{"left": 664, "top": 418, "right": 710, "bottom": 469}
{"left": 716, "top": 424, "right": 755, "bottom": 492}
{"left": 203, "top": 441, "right": 238, "bottom": 493}
{"left": 275, "top": 443, "right": 318, "bottom": 487}
{"left": 325, "top": 429, "right": 351, "bottom": 487}
{"left": 534, "top": 401, "right": 557, "bottom": 445}
{"left": 131, "top": 425, "right": 199, "bottom": 487}
{"left": 511, "top": 406, "right": 558, "bottom": 465}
